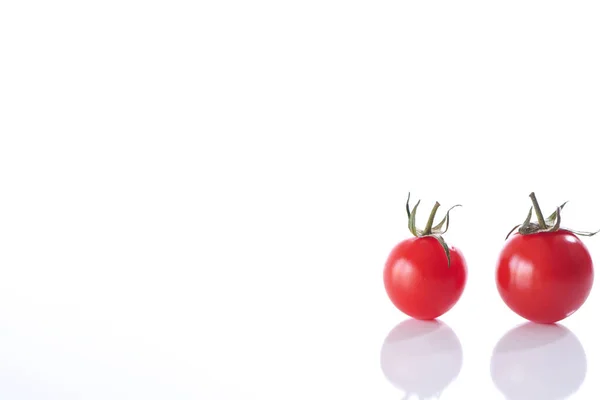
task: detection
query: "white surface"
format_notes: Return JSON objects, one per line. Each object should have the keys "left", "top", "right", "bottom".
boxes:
{"left": 2, "top": 1, "right": 600, "bottom": 398}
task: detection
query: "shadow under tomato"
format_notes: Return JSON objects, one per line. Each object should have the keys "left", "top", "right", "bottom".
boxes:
{"left": 380, "top": 319, "right": 462, "bottom": 399}
{"left": 490, "top": 322, "right": 586, "bottom": 400}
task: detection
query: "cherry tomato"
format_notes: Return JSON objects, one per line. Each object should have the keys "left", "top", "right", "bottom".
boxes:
{"left": 496, "top": 230, "right": 594, "bottom": 324}
{"left": 384, "top": 236, "right": 467, "bottom": 320}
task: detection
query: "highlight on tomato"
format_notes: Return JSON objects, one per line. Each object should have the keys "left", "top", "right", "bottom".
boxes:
{"left": 496, "top": 192, "right": 599, "bottom": 324}
{"left": 383, "top": 193, "right": 467, "bottom": 320}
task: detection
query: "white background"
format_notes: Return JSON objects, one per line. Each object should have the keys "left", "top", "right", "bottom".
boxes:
{"left": 1, "top": 1, "right": 600, "bottom": 398}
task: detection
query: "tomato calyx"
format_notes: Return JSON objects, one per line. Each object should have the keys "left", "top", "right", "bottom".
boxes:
{"left": 505, "top": 192, "right": 600, "bottom": 240}
{"left": 406, "top": 193, "right": 462, "bottom": 267}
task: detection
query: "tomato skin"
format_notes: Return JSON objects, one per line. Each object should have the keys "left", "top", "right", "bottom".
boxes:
{"left": 496, "top": 230, "right": 594, "bottom": 324}
{"left": 383, "top": 237, "right": 467, "bottom": 320}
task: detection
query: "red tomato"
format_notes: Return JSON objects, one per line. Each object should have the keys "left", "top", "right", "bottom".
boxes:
{"left": 384, "top": 236, "right": 467, "bottom": 320}
{"left": 496, "top": 230, "right": 594, "bottom": 324}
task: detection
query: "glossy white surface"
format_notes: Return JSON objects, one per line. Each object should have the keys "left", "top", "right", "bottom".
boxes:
{"left": 2, "top": 1, "right": 600, "bottom": 398}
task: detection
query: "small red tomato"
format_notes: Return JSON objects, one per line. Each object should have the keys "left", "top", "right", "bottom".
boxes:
{"left": 496, "top": 192, "right": 597, "bottom": 324}
{"left": 383, "top": 194, "right": 467, "bottom": 320}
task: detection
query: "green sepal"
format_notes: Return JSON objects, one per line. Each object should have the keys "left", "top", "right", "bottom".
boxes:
{"left": 563, "top": 228, "right": 600, "bottom": 237}
{"left": 548, "top": 206, "right": 562, "bottom": 232}
{"left": 408, "top": 199, "right": 422, "bottom": 237}
{"left": 432, "top": 234, "right": 451, "bottom": 267}
{"left": 546, "top": 201, "right": 568, "bottom": 224}
{"left": 432, "top": 204, "right": 462, "bottom": 234}
{"left": 505, "top": 224, "right": 521, "bottom": 240}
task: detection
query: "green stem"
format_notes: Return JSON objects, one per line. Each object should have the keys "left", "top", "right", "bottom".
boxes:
{"left": 529, "top": 192, "right": 547, "bottom": 229}
{"left": 423, "top": 202, "right": 441, "bottom": 235}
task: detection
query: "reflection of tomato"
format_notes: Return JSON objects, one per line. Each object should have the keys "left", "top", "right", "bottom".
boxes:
{"left": 384, "top": 237, "right": 467, "bottom": 320}
{"left": 496, "top": 230, "right": 594, "bottom": 324}
{"left": 491, "top": 323, "right": 586, "bottom": 399}
{"left": 380, "top": 319, "right": 462, "bottom": 398}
